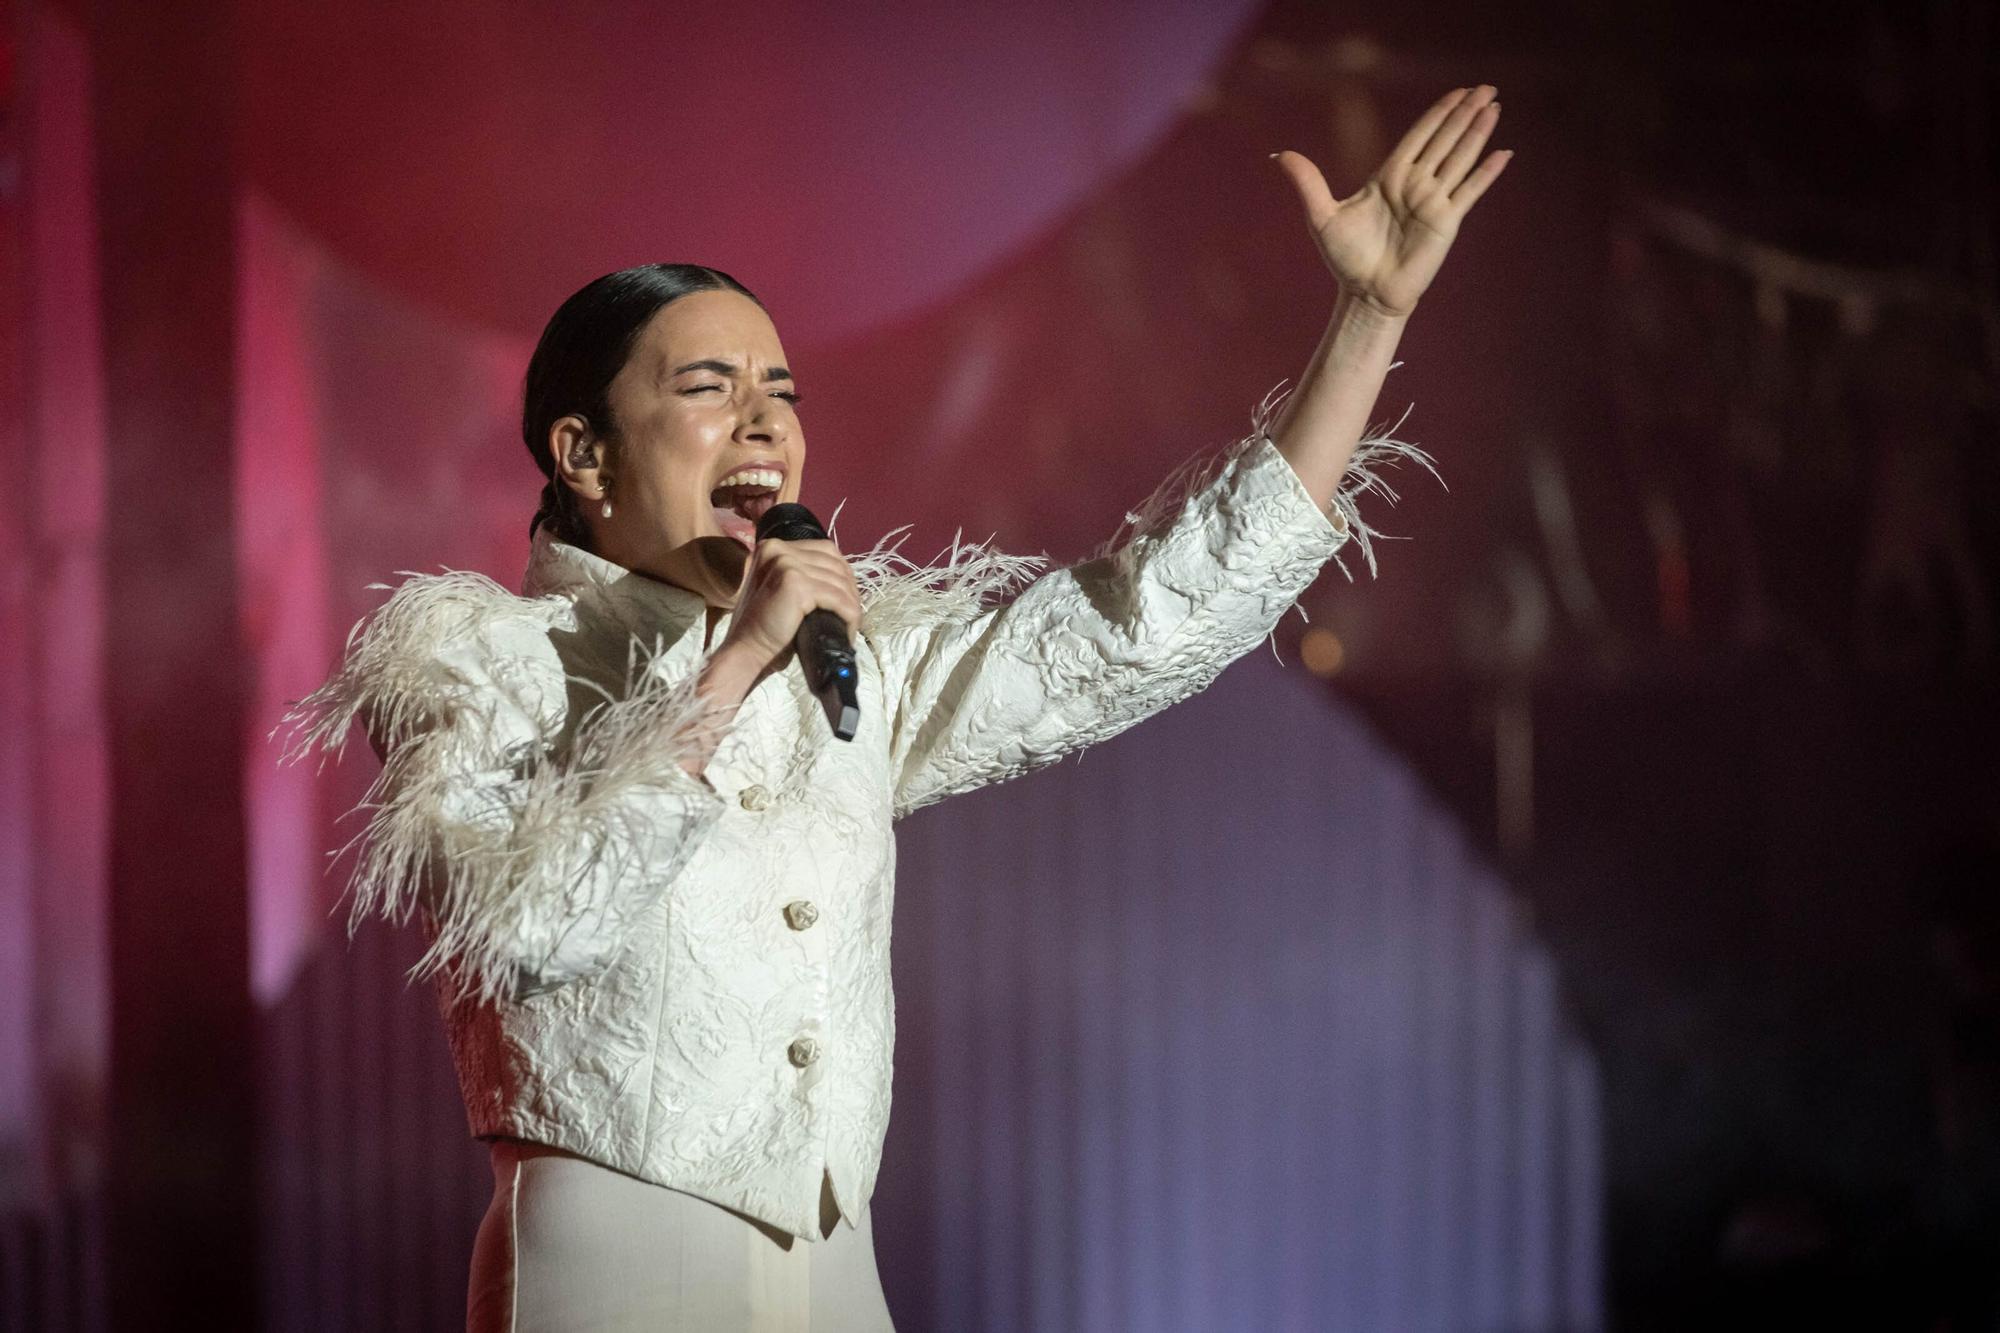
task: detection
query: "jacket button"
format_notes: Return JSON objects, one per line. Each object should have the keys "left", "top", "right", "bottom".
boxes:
{"left": 787, "top": 1036, "right": 820, "bottom": 1068}
{"left": 739, "top": 784, "right": 771, "bottom": 812}
{"left": 783, "top": 900, "right": 819, "bottom": 931}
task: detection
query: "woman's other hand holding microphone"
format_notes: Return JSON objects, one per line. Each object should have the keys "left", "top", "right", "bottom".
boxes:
{"left": 681, "top": 536, "right": 861, "bottom": 778}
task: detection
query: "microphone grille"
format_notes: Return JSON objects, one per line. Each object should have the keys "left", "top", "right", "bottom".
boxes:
{"left": 755, "top": 502, "right": 826, "bottom": 543}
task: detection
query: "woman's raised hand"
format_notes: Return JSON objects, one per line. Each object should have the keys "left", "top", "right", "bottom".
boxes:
{"left": 1271, "top": 85, "right": 1511, "bottom": 319}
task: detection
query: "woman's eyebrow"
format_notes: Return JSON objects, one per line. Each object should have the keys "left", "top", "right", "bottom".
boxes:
{"left": 668, "top": 358, "right": 793, "bottom": 382}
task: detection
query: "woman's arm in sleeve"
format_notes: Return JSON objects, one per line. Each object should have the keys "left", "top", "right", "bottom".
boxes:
{"left": 878, "top": 380, "right": 1439, "bottom": 819}
{"left": 881, "top": 85, "right": 1505, "bottom": 816}
{"left": 271, "top": 572, "right": 735, "bottom": 1007}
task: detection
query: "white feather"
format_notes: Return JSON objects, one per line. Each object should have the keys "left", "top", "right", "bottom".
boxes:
{"left": 271, "top": 571, "right": 732, "bottom": 1007}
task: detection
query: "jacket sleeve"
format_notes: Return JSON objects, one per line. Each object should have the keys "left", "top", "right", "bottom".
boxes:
{"left": 271, "top": 572, "right": 732, "bottom": 1007}
{"left": 876, "top": 386, "right": 1439, "bottom": 820}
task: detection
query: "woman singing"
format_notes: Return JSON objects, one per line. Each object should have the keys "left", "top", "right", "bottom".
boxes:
{"left": 278, "top": 86, "right": 1508, "bottom": 1331}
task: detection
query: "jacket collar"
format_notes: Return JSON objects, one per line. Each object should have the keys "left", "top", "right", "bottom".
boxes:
{"left": 522, "top": 524, "right": 718, "bottom": 650}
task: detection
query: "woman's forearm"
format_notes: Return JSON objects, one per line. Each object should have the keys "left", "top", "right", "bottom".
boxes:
{"left": 678, "top": 642, "right": 765, "bottom": 779}
{"left": 1266, "top": 288, "right": 1412, "bottom": 513}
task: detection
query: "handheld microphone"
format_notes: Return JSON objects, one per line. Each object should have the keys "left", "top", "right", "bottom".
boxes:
{"left": 752, "top": 502, "right": 860, "bottom": 741}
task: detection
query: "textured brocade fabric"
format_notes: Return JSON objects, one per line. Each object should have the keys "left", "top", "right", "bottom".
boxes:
{"left": 881, "top": 426, "right": 1352, "bottom": 819}
{"left": 281, "top": 390, "right": 1430, "bottom": 1243}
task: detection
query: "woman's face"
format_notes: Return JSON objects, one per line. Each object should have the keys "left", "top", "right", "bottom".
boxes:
{"left": 570, "top": 288, "right": 806, "bottom": 607}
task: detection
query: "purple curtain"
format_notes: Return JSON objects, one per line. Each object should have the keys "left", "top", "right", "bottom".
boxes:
{"left": 879, "top": 649, "right": 1603, "bottom": 1331}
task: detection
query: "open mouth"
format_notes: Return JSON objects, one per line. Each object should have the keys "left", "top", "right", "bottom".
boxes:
{"left": 709, "top": 472, "right": 784, "bottom": 549}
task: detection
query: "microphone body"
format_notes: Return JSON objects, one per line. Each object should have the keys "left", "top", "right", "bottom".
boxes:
{"left": 752, "top": 502, "right": 860, "bottom": 741}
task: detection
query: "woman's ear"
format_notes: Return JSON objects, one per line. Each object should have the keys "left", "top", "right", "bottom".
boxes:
{"left": 549, "top": 415, "right": 599, "bottom": 493}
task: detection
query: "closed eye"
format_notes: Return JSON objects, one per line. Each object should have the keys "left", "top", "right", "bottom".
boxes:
{"left": 681, "top": 384, "right": 802, "bottom": 406}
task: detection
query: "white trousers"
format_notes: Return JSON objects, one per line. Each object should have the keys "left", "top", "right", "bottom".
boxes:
{"left": 467, "top": 1139, "right": 898, "bottom": 1332}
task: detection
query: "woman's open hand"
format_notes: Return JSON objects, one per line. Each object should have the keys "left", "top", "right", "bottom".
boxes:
{"left": 1271, "top": 84, "right": 1511, "bottom": 320}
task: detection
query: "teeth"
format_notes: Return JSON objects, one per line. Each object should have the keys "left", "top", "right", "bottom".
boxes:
{"left": 713, "top": 468, "right": 783, "bottom": 490}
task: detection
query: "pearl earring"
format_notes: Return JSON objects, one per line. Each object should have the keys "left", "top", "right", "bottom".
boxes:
{"left": 600, "top": 477, "right": 613, "bottom": 519}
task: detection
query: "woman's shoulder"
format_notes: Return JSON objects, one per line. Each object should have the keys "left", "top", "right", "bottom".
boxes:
{"left": 346, "top": 567, "right": 573, "bottom": 664}
{"left": 275, "top": 566, "right": 574, "bottom": 767}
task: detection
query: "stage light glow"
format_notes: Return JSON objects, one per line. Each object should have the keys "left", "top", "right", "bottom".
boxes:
{"left": 1300, "top": 625, "right": 1346, "bottom": 676}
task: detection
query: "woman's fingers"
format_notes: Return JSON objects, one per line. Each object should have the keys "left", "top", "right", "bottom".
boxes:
{"left": 751, "top": 541, "right": 862, "bottom": 635}
{"left": 1414, "top": 85, "right": 1496, "bottom": 180}
{"left": 1271, "top": 150, "right": 1338, "bottom": 230}
{"left": 1433, "top": 101, "right": 1500, "bottom": 196}
{"left": 1448, "top": 146, "right": 1513, "bottom": 211}
{"left": 796, "top": 563, "right": 863, "bottom": 636}
{"left": 1390, "top": 86, "right": 1474, "bottom": 173}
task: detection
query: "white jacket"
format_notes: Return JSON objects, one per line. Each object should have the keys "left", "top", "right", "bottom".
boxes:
{"left": 275, "top": 385, "right": 1434, "bottom": 1242}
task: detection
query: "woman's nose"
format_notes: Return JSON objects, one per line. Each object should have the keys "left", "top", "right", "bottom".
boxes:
{"left": 735, "top": 404, "right": 781, "bottom": 442}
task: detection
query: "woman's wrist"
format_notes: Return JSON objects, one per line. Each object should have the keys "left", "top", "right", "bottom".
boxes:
{"left": 1333, "top": 283, "right": 1414, "bottom": 330}
{"left": 676, "top": 642, "right": 765, "bottom": 780}
{"left": 1266, "top": 290, "right": 1412, "bottom": 506}
{"left": 695, "top": 641, "right": 766, "bottom": 716}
